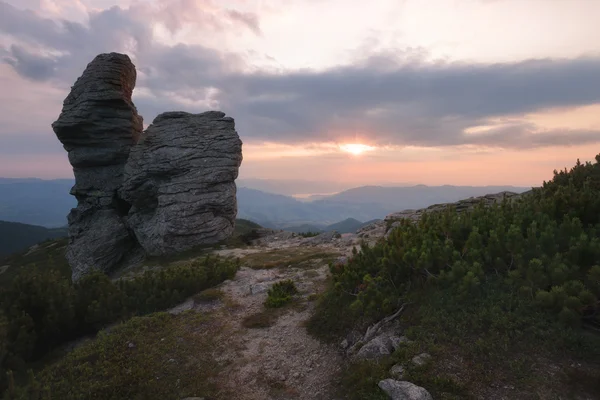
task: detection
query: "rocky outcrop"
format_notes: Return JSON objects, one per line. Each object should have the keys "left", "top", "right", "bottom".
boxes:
{"left": 52, "top": 53, "right": 143, "bottom": 281}
{"left": 53, "top": 53, "right": 243, "bottom": 281}
{"left": 121, "top": 111, "right": 242, "bottom": 256}
{"left": 358, "top": 191, "right": 523, "bottom": 240}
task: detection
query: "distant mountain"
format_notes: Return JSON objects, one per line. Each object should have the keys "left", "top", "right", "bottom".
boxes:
{"left": 0, "top": 178, "right": 532, "bottom": 231}
{"left": 324, "top": 218, "right": 365, "bottom": 233}
{"left": 315, "top": 185, "right": 531, "bottom": 208}
{"left": 281, "top": 224, "right": 326, "bottom": 234}
{"left": 0, "top": 178, "right": 75, "bottom": 227}
{"left": 0, "top": 220, "right": 68, "bottom": 257}
{"left": 236, "top": 187, "right": 392, "bottom": 227}
{"left": 237, "top": 179, "right": 352, "bottom": 196}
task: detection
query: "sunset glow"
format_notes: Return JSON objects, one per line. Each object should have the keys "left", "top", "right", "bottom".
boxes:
{"left": 339, "top": 143, "right": 375, "bottom": 155}
{"left": 0, "top": 0, "right": 599, "bottom": 187}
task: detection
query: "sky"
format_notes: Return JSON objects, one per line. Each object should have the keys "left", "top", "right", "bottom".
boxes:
{"left": 0, "top": 0, "right": 599, "bottom": 187}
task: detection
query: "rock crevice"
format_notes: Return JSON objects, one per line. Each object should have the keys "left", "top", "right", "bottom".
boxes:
{"left": 52, "top": 53, "right": 243, "bottom": 281}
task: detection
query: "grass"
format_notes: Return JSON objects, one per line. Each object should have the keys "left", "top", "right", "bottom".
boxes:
{"left": 194, "top": 287, "right": 225, "bottom": 303}
{"left": 312, "top": 278, "right": 600, "bottom": 399}
{"left": 240, "top": 248, "right": 338, "bottom": 270}
{"left": 9, "top": 311, "right": 233, "bottom": 400}
{"left": 0, "top": 238, "right": 69, "bottom": 286}
{"left": 242, "top": 311, "right": 278, "bottom": 329}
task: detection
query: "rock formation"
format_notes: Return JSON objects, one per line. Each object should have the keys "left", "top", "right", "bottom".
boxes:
{"left": 53, "top": 53, "right": 243, "bottom": 281}
{"left": 121, "top": 111, "right": 242, "bottom": 256}
{"left": 357, "top": 191, "right": 522, "bottom": 240}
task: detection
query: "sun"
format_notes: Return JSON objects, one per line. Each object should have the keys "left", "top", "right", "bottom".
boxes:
{"left": 339, "top": 143, "right": 375, "bottom": 155}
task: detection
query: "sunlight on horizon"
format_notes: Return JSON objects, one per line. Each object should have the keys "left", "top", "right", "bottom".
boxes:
{"left": 339, "top": 143, "right": 376, "bottom": 155}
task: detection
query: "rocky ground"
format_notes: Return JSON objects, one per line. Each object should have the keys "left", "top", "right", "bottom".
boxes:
{"left": 167, "top": 234, "right": 356, "bottom": 400}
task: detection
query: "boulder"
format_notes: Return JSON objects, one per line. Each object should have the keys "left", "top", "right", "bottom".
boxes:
{"left": 354, "top": 333, "right": 405, "bottom": 360}
{"left": 52, "top": 53, "right": 142, "bottom": 280}
{"left": 378, "top": 379, "right": 433, "bottom": 400}
{"left": 121, "top": 111, "right": 242, "bottom": 255}
{"left": 53, "top": 53, "right": 242, "bottom": 280}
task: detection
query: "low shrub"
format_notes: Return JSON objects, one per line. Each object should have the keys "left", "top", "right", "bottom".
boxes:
{"left": 0, "top": 255, "right": 239, "bottom": 392}
{"left": 264, "top": 280, "right": 298, "bottom": 308}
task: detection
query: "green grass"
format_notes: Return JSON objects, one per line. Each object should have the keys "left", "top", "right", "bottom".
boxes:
{"left": 315, "top": 278, "right": 600, "bottom": 399}
{"left": 0, "top": 238, "right": 69, "bottom": 286}
{"left": 193, "top": 287, "right": 225, "bottom": 303}
{"left": 6, "top": 312, "right": 233, "bottom": 400}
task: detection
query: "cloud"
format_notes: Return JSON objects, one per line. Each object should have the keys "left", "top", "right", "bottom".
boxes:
{"left": 226, "top": 10, "right": 261, "bottom": 35}
{"left": 0, "top": 0, "right": 599, "bottom": 154}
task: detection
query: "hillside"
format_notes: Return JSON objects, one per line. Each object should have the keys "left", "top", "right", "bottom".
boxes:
{"left": 0, "top": 155, "right": 598, "bottom": 400}
{"left": 313, "top": 184, "right": 531, "bottom": 206}
{"left": 0, "top": 220, "right": 67, "bottom": 257}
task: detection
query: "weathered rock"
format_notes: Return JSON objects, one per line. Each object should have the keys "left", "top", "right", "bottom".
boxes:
{"left": 53, "top": 53, "right": 243, "bottom": 280}
{"left": 354, "top": 334, "right": 404, "bottom": 360}
{"left": 121, "top": 111, "right": 243, "bottom": 255}
{"left": 378, "top": 379, "right": 433, "bottom": 400}
{"left": 52, "top": 53, "right": 143, "bottom": 280}
{"left": 411, "top": 353, "right": 431, "bottom": 367}
{"left": 385, "top": 191, "right": 520, "bottom": 225}
{"left": 389, "top": 364, "right": 405, "bottom": 380}
{"left": 303, "top": 230, "right": 342, "bottom": 246}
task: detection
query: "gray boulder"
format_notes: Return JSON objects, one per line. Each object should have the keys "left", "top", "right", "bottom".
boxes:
{"left": 53, "top": 53, "right": 243, "bottom": 280}
{"left": 121, "top": 111, "right": 243, "bottom": 255}
{"left": 52, "top": 53, "right": 142, "bottom": 280}
{"left": 354, "top": 334, "right": 405, "bottom": 360}
{"left": 378, "top": 379, "right": 433, "bottom": 400}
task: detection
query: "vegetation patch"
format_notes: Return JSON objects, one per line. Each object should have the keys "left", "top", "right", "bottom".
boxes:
{"left": 265, "top": 280, "right": 299, "bottom": 308}
{"left": 311, "top": 154, "right": 600, "bottom": 398}
{"left": 4, "top": 312, "right": 232, "bottom": 400}
{"left": 241, "top": 248, "right": 338, "bottom": 270}
{"left": 298, "top": 231, "right": 320, "bottom": 238}
{"left": 242, "top": 311, "right": 278, "bottom": 329}
{"left": 0, "top": 255, "right": 239, "bottom": 392}
{"left": 193, "top": 287, "right": 225, "bottom": 303}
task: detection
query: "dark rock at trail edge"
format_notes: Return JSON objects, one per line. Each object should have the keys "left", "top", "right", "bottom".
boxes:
{"left": 53, "top": 53, "right": 243, "bottom": 281}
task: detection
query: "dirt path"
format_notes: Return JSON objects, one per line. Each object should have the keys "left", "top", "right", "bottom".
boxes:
{"left": 190, "top": 244, "right": 346, "bottom": 400}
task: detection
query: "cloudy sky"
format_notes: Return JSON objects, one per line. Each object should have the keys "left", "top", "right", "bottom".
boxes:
{"left": 1, "top": 0, "right": 599, "bottom": 187}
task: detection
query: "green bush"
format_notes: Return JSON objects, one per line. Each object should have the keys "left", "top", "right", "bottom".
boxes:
{"left": 0, "top": 255, "right": 239, "bottom": 392}
{"left": 317, "top": 154, "right": 600, "bottom": 329}
{"left": 265, "top": 279, "right": 298, "bottom": 308}
{"left": 299, "top": 231, "right": 320, "bottom": 238}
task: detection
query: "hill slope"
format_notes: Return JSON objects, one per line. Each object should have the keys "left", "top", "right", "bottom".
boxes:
{"left": 0, "top": 220, "right": 67, "bottom": 257}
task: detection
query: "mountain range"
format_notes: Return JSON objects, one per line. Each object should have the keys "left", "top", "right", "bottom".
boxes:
{"left": 0, "top": 178, "right": 530, "bottom": 229}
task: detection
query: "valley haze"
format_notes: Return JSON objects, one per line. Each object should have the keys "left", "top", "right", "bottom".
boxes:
{"left": 0, "top": 177, "right": 530, "bottom": 230}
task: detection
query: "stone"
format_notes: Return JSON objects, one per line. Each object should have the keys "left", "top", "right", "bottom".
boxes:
{"left": 121, "top": 111, "right": 243, "bottom": 255}
{"left": 378, "top": 379, "right": 433, "bottom": 400}
{"left": 411, "top": 353, "right": 431, "bottom": 367}
{"left": 53, "top": 53, "right": 243, "bottom": 280}
{"left": 390, "top": 336, "right": 411, "bottom": 350}
{"left": 389, "top": 364, "right": 405, "bottom": 380}
{"left": 303, "top": 230, "right": 342, "bottom": 245}
{"left": 249, "top": 282, "right": 270, "bottom": 295}
{"left": 354, "top": 334, "right": 395, "bottom": 360}
{"left": 52, "top": 52, "right": 143, "bottom": 281}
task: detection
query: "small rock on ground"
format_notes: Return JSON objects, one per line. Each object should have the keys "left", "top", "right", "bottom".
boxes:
{"left": 389, "top": 364, "right": 405, "bottom": 379}
{"left": 411, "top": 353, "right": 431, "bottom": 367}
{"left": 378, "top": 379, "right": 433, "bottom": 400}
